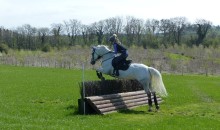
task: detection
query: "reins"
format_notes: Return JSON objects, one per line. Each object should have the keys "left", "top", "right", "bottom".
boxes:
{"left": 101, "top": 51, "right": 114, "bottom": 64}
{"left": 92, "top": 47, "right": 114, "bottom": 64}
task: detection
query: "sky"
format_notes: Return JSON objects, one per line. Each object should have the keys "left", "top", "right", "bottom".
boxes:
{"left": 1, "top": 0, "right": 219, "bottom": 29}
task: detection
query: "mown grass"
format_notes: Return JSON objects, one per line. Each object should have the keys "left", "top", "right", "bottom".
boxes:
{"left": 0, "top": 65, "right": 219, "bottom": 130}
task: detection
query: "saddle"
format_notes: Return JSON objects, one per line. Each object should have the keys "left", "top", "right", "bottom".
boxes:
{"left": 112, "top": 58, "right": 132, "bottom": 76}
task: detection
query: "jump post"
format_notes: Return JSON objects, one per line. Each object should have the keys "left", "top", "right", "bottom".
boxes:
{"left": 78, "top": 79, "right": 163, "bottom": 115}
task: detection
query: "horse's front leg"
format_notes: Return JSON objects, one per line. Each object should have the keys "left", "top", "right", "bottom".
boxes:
{"left": 96, "top": 68, "right": 106, "bottom": 81}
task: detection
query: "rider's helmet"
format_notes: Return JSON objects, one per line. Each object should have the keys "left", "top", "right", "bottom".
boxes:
{"left": 109, "top": 34, "right": 117, "bottom": 43}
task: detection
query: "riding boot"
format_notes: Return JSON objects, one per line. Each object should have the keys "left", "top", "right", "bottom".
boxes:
{"left": 115, "top": 69, "right": 119, "bottom": 76}
{"left": 114, "top": 65, "right": 119, "bottom": 76}
{"left": 112, "top": 69, "right": 117, "bottom": 77}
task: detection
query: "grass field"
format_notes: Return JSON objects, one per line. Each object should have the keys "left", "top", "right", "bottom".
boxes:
{"left": 0, "top": 65, "right": 219, "bottom": 130}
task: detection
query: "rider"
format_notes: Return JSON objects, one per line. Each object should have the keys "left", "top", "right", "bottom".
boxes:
{"left": 109, "top": 34, "right": 128, "bottom": 76}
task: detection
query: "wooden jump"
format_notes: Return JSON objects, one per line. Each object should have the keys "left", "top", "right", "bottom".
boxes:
{"left": 81, "top": 90, "right": 162, "bottom": 114}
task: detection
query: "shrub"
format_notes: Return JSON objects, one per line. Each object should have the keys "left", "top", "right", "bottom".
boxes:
{"left": 41, "top": 44, "right": 51, "bottom": 52}
{"left": 0, "top": 43, "right": 9, "bottom": 54}
{"left": 141, "top": 37, "right": 159, "bottom": 49}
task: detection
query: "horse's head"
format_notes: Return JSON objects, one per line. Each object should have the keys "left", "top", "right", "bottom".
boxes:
{"left": 90, "top": 46, "right": 101, "bottom": 65}
{"left": 90, "top": 45, "right": 111, "bottom": 65}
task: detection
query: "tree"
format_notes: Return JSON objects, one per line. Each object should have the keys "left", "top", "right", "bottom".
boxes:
{"left": 15, "top": 24, "right": 37, "bottom": 50}
{"left": 86, "top": 24, "right": 97, "bottom": 45}
{"left": 144, "top": 19, "right": 160, "bottom": 48}
{"left": 81, "top": 25, "right": 89, "bottom": 45}
{"left": 124, "top": 16, "right": 144, "bottom": 46}
{"left": 104, "top": 16, "right": 123, "bottom": 42}
{"left": 51, "top": 23, "right": 63, "bottom": 47}
{"left": 159, "top": 19, "right": 171, "bottom": 47}
{"left": 133, "top": 18, "right": 144, "bottom": 45}
{"left": 0, "top": 27, "right": 2, "bottom": 42}
{"left": 195, "top": 19, "right": 212, "bottom": 46}
{"left": 0, "top": 27, "right": 15, "bottom": 49}
{"left": 37, "top": 27, "right": 49, "bottom": 46}
{"left": 124, "top": 16, "right": 134, "bottom": 45}
{"left": 64, "top": 19, "right": 81, "bottom": 45}
{"left": 145, "top": 19, "right": 160, "bottom": 34}
{"left": 170, "top": 17, "right": 188, "bottom": 45}
{"left": 94, "top": 21, "right": 104, "bottom": 44}
{"left": 0, "top": 16, "right": 220, "bottom": 50}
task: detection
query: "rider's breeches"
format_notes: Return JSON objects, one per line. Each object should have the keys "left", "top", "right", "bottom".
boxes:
{"left": 114, "top": 52, "right": 128, "bottom": 65}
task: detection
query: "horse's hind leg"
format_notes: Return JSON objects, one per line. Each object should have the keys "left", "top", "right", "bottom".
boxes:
{"left": 153, "top": 92, "right": 159, "bottom": 110}
{"left": 147, "top": 91, "right": 153, "bottom": 112}
{"left": 140, "top": 79, "right": 152, "bottom": 112}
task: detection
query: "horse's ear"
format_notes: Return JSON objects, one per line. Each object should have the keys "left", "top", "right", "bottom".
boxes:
{"left": 91, "top": 46, "right": 96, "bottom": 51}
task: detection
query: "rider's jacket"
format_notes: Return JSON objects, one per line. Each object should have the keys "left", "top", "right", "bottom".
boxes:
{"left": 113, "top": 42, "right": 128, "bottom": 56}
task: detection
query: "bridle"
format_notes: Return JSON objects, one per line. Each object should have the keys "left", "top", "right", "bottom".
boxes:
{"left": 90, "top": 47, "right": 113, "bottom": 65}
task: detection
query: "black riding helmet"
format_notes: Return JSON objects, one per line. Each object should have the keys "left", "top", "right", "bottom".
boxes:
{"left": 109, "top": 34, "right": 117, "bottom": 42}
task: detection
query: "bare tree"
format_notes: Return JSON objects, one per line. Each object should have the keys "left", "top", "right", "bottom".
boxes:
{"left": 124, "top": 16, "right": 144, "bottom": 45}
{"left": 51, "top": 23, "right": 63, "bottom": 46}
{"left": 93, "top": 21, "right": 104, "bottom": 44}
{"left": 104, "top": 17, "right": 123, "bottom": 35}
{"left": 134, "top": 18, "right": 144, "bottom": 45}
{"left": 170, "top": 17, "right": 188, "bottom": 45}
{"left": 124, "top": 16, "right": 134, "bottom": 45}
{"left": 145, "top": 19, "right": 160, "bottom": 34}
{"left": 86, "top": 24, "right": 97, "bottom": 45}
{"left": 144, "top": 19, "right": 160, "bottom": 48}
{"left": 81, "top": 24, "right": 89, "bottom": 45}
{"left": 0, "top": 27, "right": 4, "bottom": 43}
{"left": 103, "top": 17, "right": 123, "bottom": 44}
{"left": 0, "top": 27, "right": 15, "bottom": 48}
{"left": 159, "top": 19, "right": 172, "bottom": 47}
{"left": 64, "top": 19, "right": 81, "bottom": 45}
{"left": 37, "top": 27, "right": 50, "bottom": 46}
{"left": 104, "top": 18, "right": 115, "bottom": 35}
{"left": 18, "top": 24, "right": 37, "bottom": 50}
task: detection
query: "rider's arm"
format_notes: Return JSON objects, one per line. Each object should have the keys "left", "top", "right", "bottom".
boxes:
{"left": 113, "top": 43, "right": 118, "bottom": 54}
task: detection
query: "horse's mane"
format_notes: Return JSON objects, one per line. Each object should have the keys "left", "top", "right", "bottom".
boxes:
{"left": 97, "top": 45, "right": 112, "bottom": 52}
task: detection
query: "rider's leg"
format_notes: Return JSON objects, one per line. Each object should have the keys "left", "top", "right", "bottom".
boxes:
{"left": 112, "top": 57, "right": 119, "bottom": 76}
{"left": 114, "top": 55, "right": 125, "bottom": 76}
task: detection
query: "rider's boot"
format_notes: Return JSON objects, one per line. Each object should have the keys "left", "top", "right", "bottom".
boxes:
{"left": 115, "top": 69, "right": 119, "bottom": 76}
{"left": 112, "top": 67, "right": 119, "bottom": 77}
{"left": 112, "top": 69, "right": 116, "bottom": 77}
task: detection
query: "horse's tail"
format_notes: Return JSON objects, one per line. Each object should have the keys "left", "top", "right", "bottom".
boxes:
{"left": 148, "top": 67, "right": 168, "bottom": 97}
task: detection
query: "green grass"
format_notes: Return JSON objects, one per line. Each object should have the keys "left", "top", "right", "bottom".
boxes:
{"left": 0, "top": 65, "right": 219, "bottom": 129}
{"left": 166, "top": 52, "right": 192, "bottom": 61}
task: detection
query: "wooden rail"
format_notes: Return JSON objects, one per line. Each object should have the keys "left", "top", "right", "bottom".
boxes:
{"left": 82, "top": 90, "right": 162, "bottom": 114}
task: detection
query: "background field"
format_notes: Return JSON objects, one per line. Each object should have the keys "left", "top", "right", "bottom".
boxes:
{"left": 1, "top": 45, "right": 220, "bottom": 75}
{"left": 0, "top": 65, "right": 219, "bottom": 129}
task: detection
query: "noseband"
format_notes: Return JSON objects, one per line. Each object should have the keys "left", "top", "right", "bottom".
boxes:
{"left": 91, "top": 48, "right": 101, "bottom": 63}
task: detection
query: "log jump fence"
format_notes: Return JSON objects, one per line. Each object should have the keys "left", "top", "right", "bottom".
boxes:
{"left": 78, "top": 79, "right": 163, "bottom": 115}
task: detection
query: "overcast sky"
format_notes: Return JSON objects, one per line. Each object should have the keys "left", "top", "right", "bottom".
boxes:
{"left": 1, "top": 0, "right": 219, "bottom": 29}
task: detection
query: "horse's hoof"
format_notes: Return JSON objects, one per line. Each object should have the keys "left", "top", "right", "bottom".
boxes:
{"left": 148, "top": 109, "right": 152, "bottom": 112}
{"left": 156, "top": 105, "right": 160, "bottom": 110}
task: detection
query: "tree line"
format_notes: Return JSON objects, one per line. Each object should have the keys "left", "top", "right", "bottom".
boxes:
{"left": 0, "top": 16, "right": 220, "bottom": 53}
